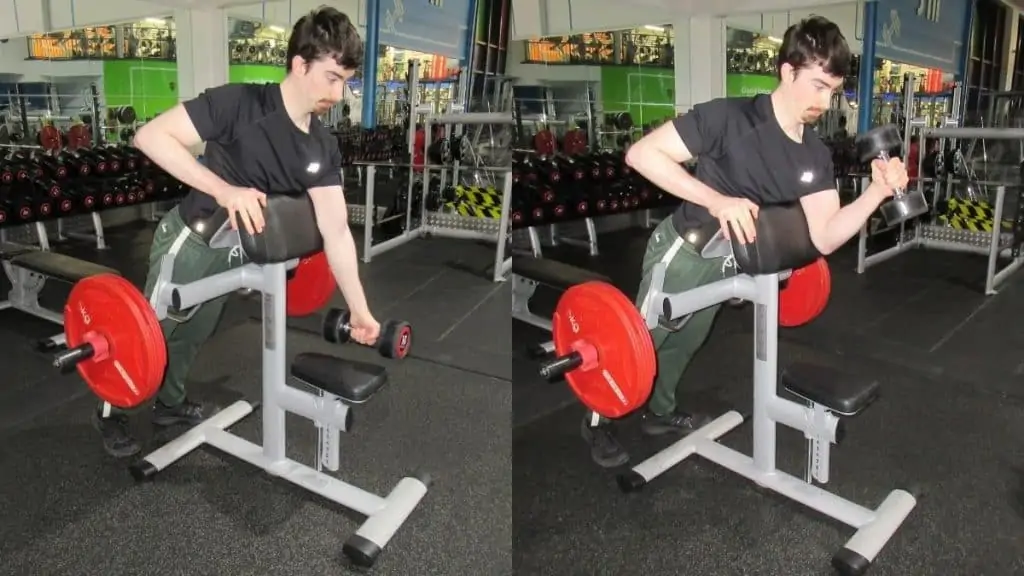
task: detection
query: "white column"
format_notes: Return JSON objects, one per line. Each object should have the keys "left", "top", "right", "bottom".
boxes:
{"left": 174, "top": 8, "right": 230, "bottom": 102}
{"left": 673, "top": 16, "right": 727, "bottom": 114}
{"left": 1001, "top": 8, "right": 1020, "bottom": 91}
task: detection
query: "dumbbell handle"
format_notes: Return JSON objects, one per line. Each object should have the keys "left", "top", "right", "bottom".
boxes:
{"left": 539, "top": 352, "right": 583, "bottom": 379}
{"left": 876, "top": 151, "right": 906, "bottom": 197}
{"left": 53, "top": 343, "right": 94, "bottom": 373}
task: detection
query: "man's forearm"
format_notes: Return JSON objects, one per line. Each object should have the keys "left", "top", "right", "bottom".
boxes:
{"left": 323, "top": 227, "right": 371, "bottom": 315}
{"left": 134, "top": 132, "right": 230, "bottom": 201}
{"left": 626, "top": 149, "right": 724, "bottom": 209}
{"left": 818, "top": 184, "right": 888, "bottom": 253}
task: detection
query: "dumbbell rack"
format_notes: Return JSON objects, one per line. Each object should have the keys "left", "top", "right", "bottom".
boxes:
{"left": 349, "top": 160, "right": 513, "bottom": 283}
{"left": 856, "top": 158, "right": 1024, "bottom": 296}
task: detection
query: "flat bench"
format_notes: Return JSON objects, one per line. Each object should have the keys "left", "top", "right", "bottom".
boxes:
{"left": 511, "top": 255, "right": 611, "bottom": 332}
{"left": 0, "top": 248, "right": 121, "bottom": 349}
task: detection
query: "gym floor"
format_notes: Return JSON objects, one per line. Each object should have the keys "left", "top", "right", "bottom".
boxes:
{"left": 514, "top": 227, "right": 1024, "bottom": 575}
{"left": 0, "top": 219, "right": 511, "bottom": 575}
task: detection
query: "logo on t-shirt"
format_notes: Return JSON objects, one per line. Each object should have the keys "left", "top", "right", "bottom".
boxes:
{"left": 800, "top": 170, "right": 814, "bottom": 184}
{"left": 306, "top": 162, "right": 321, "bottom": 174}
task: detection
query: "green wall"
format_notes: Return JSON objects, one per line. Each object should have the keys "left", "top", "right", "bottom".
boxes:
{"left": 229, "top": 65, "right": 286, "bottom": 85}
{"left": 600, "top": 67, "right": 676, "bottom": 126}
{"left": 102, "top": 60, "right": 286, "bottom": 119}
{"left": 102, "top": 60, "right": 179, "bottom": 121}
{"left": 725, "top": 74, "right": 779, "bottom": 97}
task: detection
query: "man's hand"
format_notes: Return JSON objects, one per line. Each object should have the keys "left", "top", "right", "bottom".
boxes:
{"left": 869, "top": 157, "right": 909, "bottom": 198}
{"left": 216, "top": 185, "right": 267, "bottom": 234}
{"left": 708, "top": 196, "right": 760, "bottom": 244}
{"left": 348, "top": 310, "right": 381, "bottom": 346}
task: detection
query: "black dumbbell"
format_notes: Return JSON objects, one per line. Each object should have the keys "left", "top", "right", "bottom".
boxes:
{"left": 322, "top": 308, "right": 412, "bottom": 359}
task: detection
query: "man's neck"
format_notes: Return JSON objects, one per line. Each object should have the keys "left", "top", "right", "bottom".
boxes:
{"left": 769, "top": 90, "right": 803, "bottom": 142}
{"left": 279, "top": 77, "right": 311, "bottom": 131}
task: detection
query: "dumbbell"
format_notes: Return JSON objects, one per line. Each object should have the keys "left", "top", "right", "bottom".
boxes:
{"left": 855, "top": 124, "right": 929, "bottom": 225}
{"left": 322, "top": 308, "right": 412, "bottom": 359}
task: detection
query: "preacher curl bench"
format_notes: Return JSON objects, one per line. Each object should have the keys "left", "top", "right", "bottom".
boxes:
{"left": 626, "top": 205, "right": 914, "bottom": 575}
{"left": 85, "top": 196, "right": 428, "bottom": 567}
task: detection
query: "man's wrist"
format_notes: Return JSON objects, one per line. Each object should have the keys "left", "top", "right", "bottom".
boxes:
{"left": 864, "top": 182, "right": 891, "bottom": 204}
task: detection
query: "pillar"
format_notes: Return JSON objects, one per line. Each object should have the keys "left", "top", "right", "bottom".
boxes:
{"left": 173, "top": 8, "right": 230, "bottom": 102}
{"left": 856, "top": 1, "right": 878, "bottom": 134}
{"left": 1000, "top": 6, "right": 1018, "bottom": 91}
{"left": 672, "top": 16, "right": 727, "bottom": 114}
{"left": 361, "top": 0, "right": 381, "bottom": 128}
{"left": 958, "top": 0, "right": 976, "bottom": 87}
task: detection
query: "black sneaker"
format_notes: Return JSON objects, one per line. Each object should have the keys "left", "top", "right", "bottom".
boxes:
{"left": 581, "top": 419, "right": 629, "bottom": 468}
{"left": 92, "top": 411, "right": 141, "bottom": 458}
{"left": 152, "top": 398, "right": 208, "bottom": 427}
{"left": 640, "top": 410, "right": 712, "bottom": 437}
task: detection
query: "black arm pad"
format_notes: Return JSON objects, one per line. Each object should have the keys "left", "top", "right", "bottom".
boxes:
{"left": 729, "top": 203, "right": 820, "bottom": 275}
{"left": 239, "top": 194, "right": 324, "bottom": 264}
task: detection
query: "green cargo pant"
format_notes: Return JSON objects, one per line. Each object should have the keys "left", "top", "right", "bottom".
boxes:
{"left": 634, "top": 217, "right": 733, "bottom": 416}
{"left": 103, "top": 207, "right": 244, "bottom": 415}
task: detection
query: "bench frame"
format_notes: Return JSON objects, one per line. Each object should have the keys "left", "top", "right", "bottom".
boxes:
{"left": 0, "top": 249, "right": 113, "bottom": 349}
{"left": 620, "top": 268, "right": 916, "bottom": 575}
{"left": 130, "top": 227, "right": 428, "bottom": 568}
{"left": 510, "top": 273, "right": 552, "bottom": 331}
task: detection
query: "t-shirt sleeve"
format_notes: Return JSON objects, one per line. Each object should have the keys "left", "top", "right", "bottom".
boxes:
{"left": 671, "top": 98, "right": 732, "bottom": 158}
{"left": 799, "top": 140, "right": 837, "bottom": 197}
{"left": 311, "top": 134, "right": 343, "bottom": 189}
{"left": 182, "top": 84, "right": 248, "bottom": 143}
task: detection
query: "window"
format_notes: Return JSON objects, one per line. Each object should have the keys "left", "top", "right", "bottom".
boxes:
{"left": 468, "top": 0, "right": 510, "bottom": 110}
{"left": 964, "top": 0, "right": 1007, "bottom": 123}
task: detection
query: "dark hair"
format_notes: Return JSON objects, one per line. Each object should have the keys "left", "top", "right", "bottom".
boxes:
{"left": 777, "top": 16, "right": 851, "bottom": 79}
{"left": 286, "top": 7, "right": 364, "bottom": 71}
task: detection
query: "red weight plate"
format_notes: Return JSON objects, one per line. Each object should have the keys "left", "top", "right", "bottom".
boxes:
{"left": 533, "top": 130, "right": 556, "bottom": 155}
{"left": 64, "top": 274, "right": 166, "bottom": 408}
{"left": 552, "top": 282, "right": 655, "bottom": 418}
{"left": 809, "top": 258, "right": 832, "bottom": 322}
{"left": 562, "top": 130, "right": 587, "bottom": 155}
{"left": 67, "top": 125, "right": 89, "bottom": 150}
{"left": 286, "top": 251, "right": 335, "bottom": 316}
{"left": 779, "top": 258, "right": 830, "bottom": 328}
{"left": 38, "top": 126, "right": 62, "bottom": 152}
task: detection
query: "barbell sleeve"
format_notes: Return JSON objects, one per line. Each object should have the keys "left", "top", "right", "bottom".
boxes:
{"left": 53, "top": 343, "right": 95, "bottom": 373}
{"left": 539, "top": 352, "right": 583, "bottom": 379}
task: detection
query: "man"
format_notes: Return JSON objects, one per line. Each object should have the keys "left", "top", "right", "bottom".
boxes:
{"left": 582, "top": 16, "right": 909, "bottom": 467}
{"left": 94, "top": 8, "right": 381, "bottom": 457}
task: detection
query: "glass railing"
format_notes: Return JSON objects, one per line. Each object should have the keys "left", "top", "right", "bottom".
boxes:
{"left": 523, "top": 32, "right": 674, "bottom": 67}
{"left": 25, "top": 28, "right": 459, "bottom": 83}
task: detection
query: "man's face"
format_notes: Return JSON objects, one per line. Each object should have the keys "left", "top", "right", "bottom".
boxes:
{"left": 781, "top": 62, "right": 844, "bottom": 124}
{"left": 294, "top": 55, "right": 356, "bottom": 114}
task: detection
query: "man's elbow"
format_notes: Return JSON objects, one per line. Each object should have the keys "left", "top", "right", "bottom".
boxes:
{"left": 624, "top": 141, "right": 645, "bottom": 169}
{"left": 810, "top": 229, "right": 839, "bottom": 256}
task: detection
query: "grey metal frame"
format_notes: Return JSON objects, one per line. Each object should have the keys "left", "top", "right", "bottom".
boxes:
{"left": 133, "top": 222, "right": 429, "bottom": 568}
{"left": 629, "top": 234, "right": 916, "bottom": 573}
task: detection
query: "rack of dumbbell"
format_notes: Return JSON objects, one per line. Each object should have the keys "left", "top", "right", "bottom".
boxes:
{"left": 334, "top": 125, "right": 408, "bottom": 165}
{"left": 0, "top": 144, "right": 188, "bottom": 229}
{"left": 509, "top": 149, "right": 681, "bottom": 230}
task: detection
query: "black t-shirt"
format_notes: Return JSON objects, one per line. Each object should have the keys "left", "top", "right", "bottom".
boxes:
{"left": 178, "top": 83, "right": 342, "bottom": 222}
{"left": 671, "top": 94, "right": 834, "bottom": 233}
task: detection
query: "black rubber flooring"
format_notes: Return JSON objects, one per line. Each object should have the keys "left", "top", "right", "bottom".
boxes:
{"left": 513, "top": 227, "right": 1024, "bottom": 575}
{"left": 0, "top": 221, "right": 510, "bottom": 575}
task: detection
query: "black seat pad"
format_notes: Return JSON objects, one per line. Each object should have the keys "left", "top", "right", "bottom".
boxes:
{"left": 780, "top": 362, "right": 880, "bottom": 416}
{"left": 730, "top": 203, "right": 821, "bottom": 275}
{"left": 511, "top": 255, "right": 610, "bottom": 290}
{"left": 8, "top": 251, "right": 119, "bottom": 282}
{"left": 291, "top": 352, "right": 388, "bottom": 404}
